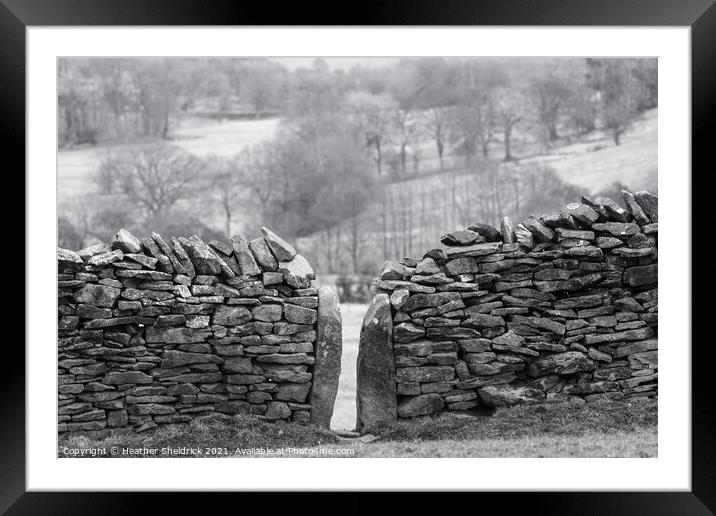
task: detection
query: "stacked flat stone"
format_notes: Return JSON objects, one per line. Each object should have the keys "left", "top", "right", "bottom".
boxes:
{"left": 371, "top": 190, "right": 658, "bottom": 419}
{"left": 57, "top": 226, "right": 322, "bottom": 434}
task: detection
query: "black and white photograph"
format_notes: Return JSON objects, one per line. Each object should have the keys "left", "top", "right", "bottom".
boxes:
{"left": 56, "top": 55, "right": 659, "bottom": 459}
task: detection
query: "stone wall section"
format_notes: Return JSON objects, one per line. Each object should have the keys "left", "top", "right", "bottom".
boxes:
{"left": 58, "top": 227, "right": 340, "bottom": 433}
{"left": 370, "top": 190, "right": 658, "bottom": 419}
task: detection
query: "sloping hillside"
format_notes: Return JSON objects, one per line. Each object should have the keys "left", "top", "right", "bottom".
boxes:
{"left": 528, "top": 108, "right": 657, "bottom": 194}
{"left": 300, "top": 109, "right": 658, "bottom": 274}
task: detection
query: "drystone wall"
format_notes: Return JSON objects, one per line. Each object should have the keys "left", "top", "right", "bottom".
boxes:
{"left": 358, "top": 190, "right": 657, "bottom": 431}
{"left": 57, "top": 227, "right": 342, "bottom": 434}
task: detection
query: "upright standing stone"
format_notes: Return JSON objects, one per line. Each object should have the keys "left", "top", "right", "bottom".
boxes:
{"left": 621, "top": 190, "right": 650, "bottom": 225}
{"left": 249, "top": 237, "right": 278, "bottom": 272}
{"left": 500, "top": 216, "right": 516, "bottom": 244}
{"left": 515, "top": 223, "right": 534, "bottom": 249}
{"left": 231, "top": 234, "right": 262, "bottom": 276}
{"left": 141, "top": 237, "right": 173, "bottom": 273}
{"left": 356, "top": 293, "right": 397, "bottom": 433}
{"left": 170, "top": 237, "right": 195, "bottom": 278}
{"left": 634, "top": 191, "right": 658, "bottom": 222}
{"left": 310, "top": 286, "right": 342, "bottom": 429}
{"left": 152, "top": 233, "right": 186, "bottom": 275}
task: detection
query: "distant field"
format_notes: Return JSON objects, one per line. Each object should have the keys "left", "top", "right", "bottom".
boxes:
{"left": 57, "top": 116, "right": 280, "bottom": 201}
{"left": 57, "top": 110, "right": 656, "bottom": 203}
{"left": 538, "top": 109, "right": 658, "bottom": 194}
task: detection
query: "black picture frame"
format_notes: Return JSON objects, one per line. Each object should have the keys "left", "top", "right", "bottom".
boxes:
{"left": 4, "top": 0, "right": 713, "bottom": 513}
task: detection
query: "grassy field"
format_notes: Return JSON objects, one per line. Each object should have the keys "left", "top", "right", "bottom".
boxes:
{"left": 58, "top": 116, "right": 279, "bottom": 201}
{"left": 57, "top": 110, "right": 656, "bottom": 206}
{"left": 58, "top": 398, "right": 657, "bottom": 458}
{"left": 544, "top": 109, "right": 657, "bottom": 194}
{"left": 327, "top": 430, "right": 657, "bottom": 458}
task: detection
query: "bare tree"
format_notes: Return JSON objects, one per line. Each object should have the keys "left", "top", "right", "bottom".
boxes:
{"left": 345, "top": 91, "right": 397, "bottom": 177}
{"left": 424, "top": 108, "right": 449, "bottom": 169}
{"left": 449, "top": 94, "right": 496, "bottom": 159}
{"left": 494, "top": 87, "right": 529, "bottom": 161}
{"left": 96, "top": 143, "right": 203, "bottom": 218}
{"left": 392, "top": 109, "right": 418, "bottom": 175}
{"left": 202, "top": 155, "right": 243, "bottom": 238}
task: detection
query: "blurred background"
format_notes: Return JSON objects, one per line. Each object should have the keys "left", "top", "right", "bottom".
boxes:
{"left": 57, "top": 57, "right": 657, "bottom": 291}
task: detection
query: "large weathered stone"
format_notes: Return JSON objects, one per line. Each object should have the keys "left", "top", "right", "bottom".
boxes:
{"left": 623, "top": 264, "right": 657, "bottom": 287}
{"left": 77, "top": 243, "right": 111, "bottom": 261}
{"left": 634, "top": 191, "right": 658, "bottom": 222}
{"left": 400, "top": 291, "right": 461, "bottom": 312}
{"left": 276, "top": 382, "right": 311, "bottom": 403}
{"left": 500, "top": 216, "right": 516, "bottom": 244}
{"left": 145, "top": 327, "right": 212, "bottom": 344}
{"left": 279, "top": 254, "right": 315, "bottom": 289}
{"left": 441, "top": 229, "right": 481, "bottom": 246}
{"left": 152, "top": 233, "right": 186, "bottom": 274}
{"left": 73, "top": 283, "right": 120, "bottom": 308}
{"left": 542, "top": 211, "right": 577, "bottom": 229}
{"left": 86, "top": 250, "right": 123, "bottom": 267}
{"left": 250, "top": 304, "right": 283, "bottom": 322}
{"left": 160, "top": 350, "right": 213, "bottom": 368}
{"left": 170, "top": 237, "right": 196, "bottom": 277}
{"left": 468, "top": 222, "right": 502, "bottom": 242}
{"left": 381, "top": 260, "right": 409, "bottom": 280}
{"left": 112, "top": 228, "right": 142, "bottom": 254}
{"left": 444, "top": 257, "right": 479, "bottom": 275}
{"left": 178, "top": 236, "right": 224, "bottom": 275}
{"left": 463, "top": 313, "right": 505, "bottom": 328}
{"left": 581, "top": 196, "right": 610, "bottom": 221}
{"left": 213, "top": 305, "right": 252, "bottom": 326}
{"left": 103, "top": 371, "right": 153, "bottom": 385}
{"left": 256, "top": 353, "right": 315, "bottom": 365}
{"left": 222, "top": 356, "right": 253, "bottom": 374}
{"left": 356, "top": 294, "right": 396, "bottom": 433}
{"left": 261, "top": 227, "right": 297, "bottom": 262}
{"left": 249, "top": 236, "right": 278, "bottom": 272}
{"left": 527, "top": 351, "right": 596, "bottom": 377}
{"left": 563, "top": 203, "right": 600, "bottom": 227}
{"left": 393, "top": 322, "right": 425, "bottom": 342}
{"left": 596, "top": 196, "right": 631, "bottom": 222}
{"left": 265, "top": 401, "right": 291, "bottom": 420}
{"left": 230, "top": 234, "right": 262, "bottom": 276}
{"left": 523, "top": 216, "right": 555, "bottom": 242}
{"left": 396, "top": 366, "right": 455, "bottom": 383}
{"left": 515, "top": 223, "right": 534, "bottom": 249}
{"left": 477, "top": 385, "right": 545, "bottom": 407}
{"left": 58, "top": 247, "right": 84, "bottom": 269}
{"left": 284, "top": 303, "right": 317, "bottom": 324}
{"left": 141, "top": 238, "right": 173, "bottom": 273}
{"left": 413, "top": 257, "right": 439, "bottom": 275}
{"left": 444, "top": 241, "right": 502, "bottom": 258}
{"left": 622, "top": 190, "right": 650, "bottom": 225}
{"left": 262, "top": 366, "right": 312, "bottom": 384}
{"left": 583, "top": 327, "right": 654, "bottom": 345}
{"left": 397, "top": 393, "right": 444, "bottom": 418}
{"left": 307, "top": 286, "right": 342, "bottom": 428}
